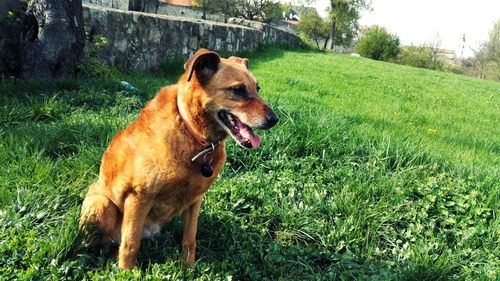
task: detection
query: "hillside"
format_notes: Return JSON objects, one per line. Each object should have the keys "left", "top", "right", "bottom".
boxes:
{"left": 0, "top": 48, "right": 498, "bottom": 279}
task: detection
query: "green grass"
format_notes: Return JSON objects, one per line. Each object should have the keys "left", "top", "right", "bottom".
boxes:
{"left": 0, "top": 48, "right": 499, "bottom": 280}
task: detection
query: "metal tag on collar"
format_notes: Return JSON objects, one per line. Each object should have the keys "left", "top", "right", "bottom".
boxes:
{"left": 191, "top": 142, "right": 219, "bottom": 162}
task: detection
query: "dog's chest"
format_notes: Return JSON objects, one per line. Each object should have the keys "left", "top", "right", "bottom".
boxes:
{"left": 146, "top": 176, "right": 212, "bottom": 224}
{"left": 146, "top": 148, "right": 226, "bottom": 224}
{"left": 148, "top": 181, "right": 207, "bottom": 222}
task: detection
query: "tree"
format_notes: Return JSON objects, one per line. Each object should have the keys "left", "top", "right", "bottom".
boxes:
{"left": 281, "top": 2, "right": 292, "bottom": 19}
{"left": 327, "top": 0, "right": 370, "bottom": 50}
{"left": 237, "top": 0, "right": 268, "bottom": 21}
{"left": 469, "top": 18, "right": 500, "bottom": 80}
{"left": 204, "top": 0, "right": 283, "bottom": 23}
{"left": 195, "top": 0, "right": 236, "bottom": 22}
{"left": 398, "top": 45, "right": 442, "bottom": 70}
{"left": 0, "top": 0, "right": 84, "bottom": 79}
{"left": 356, "top": 25, "right": 400, "bottom": 61}
{"left": 298, "top": 10, "right": 328, "bottom": 50}
{"left": 472, "top": 46, "right": 489, "bottom": 79}
{"left": 235, "top": 0, "right": 281, "bottom": 22}
{"left": 261, "top": 1, "right": 282, "bottom": 23}
{"left": 483, "top": 18, "right": 500, "bottom": 80}
{"left": 428, "top": 33, "right": 443, "bottom": 70}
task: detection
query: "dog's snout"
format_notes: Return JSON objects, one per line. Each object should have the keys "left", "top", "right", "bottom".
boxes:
{"left": 265, "top": 111, "right": 279, "bottom": 129}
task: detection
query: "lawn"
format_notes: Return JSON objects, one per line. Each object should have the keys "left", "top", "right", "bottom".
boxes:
{"left": 0, "top": 48, "right": 498, "bottom": 280}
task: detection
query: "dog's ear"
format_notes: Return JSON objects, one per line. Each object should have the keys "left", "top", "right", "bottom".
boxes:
{"left": 228, "top": 56, "right": 249, "bottom": 69}
{"left": 185, "top": 49, "right": 221, "bottom": 84}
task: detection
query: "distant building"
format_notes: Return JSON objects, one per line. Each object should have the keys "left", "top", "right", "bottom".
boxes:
{"left": 436, "top": 49, "right": 457, "bottom": 64}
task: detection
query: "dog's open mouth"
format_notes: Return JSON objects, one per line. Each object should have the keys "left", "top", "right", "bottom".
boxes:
{"left": 218, "top": 111, "right": 261, "bottom": 149}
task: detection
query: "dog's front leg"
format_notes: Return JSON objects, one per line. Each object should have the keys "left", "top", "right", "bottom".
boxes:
{"left": 181, "top": 197, "right": 203, "bottom": 267}
{"left": 118, "top": 194, "right": 152, "bottom": 269}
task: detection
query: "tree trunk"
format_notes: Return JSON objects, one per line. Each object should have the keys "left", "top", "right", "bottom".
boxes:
{"left": 20, "top": 0, "right": 84, "bottom": 79}
{"left": 328, "top": 19, "right": 336, "bottom": 50}
{"left": 0, "top": 0, "right": 26, "bottom": 78}
{"left": 315, "top": 38, "right": 320, "bottom": 50}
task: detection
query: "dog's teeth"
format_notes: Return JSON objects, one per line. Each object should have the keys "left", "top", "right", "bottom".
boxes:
{"left": 228, "top": 115, "right": 237, "bottom": 126}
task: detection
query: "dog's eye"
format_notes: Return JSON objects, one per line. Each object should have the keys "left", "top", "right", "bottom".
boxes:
{"left": 231, "top": 86, "right": 247, "bottom": 96}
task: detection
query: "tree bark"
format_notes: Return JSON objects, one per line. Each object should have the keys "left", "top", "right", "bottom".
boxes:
{"left": 20, "top": 0, "right": 84, "bottom": 79}
{"left": 328, "top": 19, "right": 336, "bottom": 50}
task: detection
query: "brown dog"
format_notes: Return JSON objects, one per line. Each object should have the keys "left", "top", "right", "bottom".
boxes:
{"left": 79, "top": 49, "right": 278, "bottom": 269}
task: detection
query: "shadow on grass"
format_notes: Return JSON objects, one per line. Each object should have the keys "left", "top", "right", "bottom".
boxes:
{"left": 2, "top": 116, "right": 121, "bottom": 159}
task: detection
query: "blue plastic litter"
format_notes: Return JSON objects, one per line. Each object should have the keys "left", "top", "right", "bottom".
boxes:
{"left": 120, "top": 81, "right": 138, "bottom": 91}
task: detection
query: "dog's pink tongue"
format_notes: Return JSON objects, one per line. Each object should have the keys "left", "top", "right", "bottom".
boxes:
{"left": 239, "top": 126, "right": 261, "bottom": 148}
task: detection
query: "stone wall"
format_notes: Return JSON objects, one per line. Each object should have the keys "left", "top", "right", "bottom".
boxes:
{"left": 83, "top": 4, "right": 302, "bottom": 72}
{"left": 156, "top": 3, "right": 224, "bottom": 22}
{"left": 83, "top": 0, "right": 129, "bottom": 11}
{"left": 226, "top": 18, "right": 265, "bottom": 30}
{"left": 269, "top": 21, "right": 299, "bottom": 35}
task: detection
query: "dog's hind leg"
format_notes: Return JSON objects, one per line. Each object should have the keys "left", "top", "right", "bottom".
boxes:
{"left": 80, "top": 183, "right": 120, "bottom": 245}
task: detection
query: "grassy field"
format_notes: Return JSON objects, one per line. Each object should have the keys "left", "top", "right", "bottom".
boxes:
{"left": 0, "top": 48, "right": 499, "bottom": 280}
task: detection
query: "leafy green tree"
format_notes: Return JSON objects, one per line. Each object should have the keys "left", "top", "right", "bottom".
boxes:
{"left": 356, "top": 25, "right": 400, "bottom": 61}
{"left": 485, "top": 19, "right": 500, "bottom": 64}
{"left": 327, "top": 0, "right": 370, "bottom": 49}
{"left": 476, "top": 18, "right": 500, "bottom": 80}
{"left": 298, "top": 10, "right": 329, "bottom": 50}
{"left": 398, "top": 45, "right": 443, "bottom": 70}
{"left": 206, "top": 0, "right": 237, "bottom": 22}
{"left": 262, "top": 1, "right": 283, "bottom": 23}
{"left": 462, "top": 19, "right": 500, "bottom": 80}
{"left": 236, "top": 0, "right": 258, "bottom": 20}
{"left": 199, "top": 0, "right": 282, "bottom": 23}
{"left": 280, "top": 2, "right": 291, "bottom": 19}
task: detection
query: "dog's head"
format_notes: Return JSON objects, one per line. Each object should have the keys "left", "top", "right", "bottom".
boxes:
{"left": 182, "top": 49, "right": 279, "bottom": 149}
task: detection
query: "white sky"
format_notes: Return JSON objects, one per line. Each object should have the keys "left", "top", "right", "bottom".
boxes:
{"left": 310, "top": 0, "right": 500, "bottom": 57}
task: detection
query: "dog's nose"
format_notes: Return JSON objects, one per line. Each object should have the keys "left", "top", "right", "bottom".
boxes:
{"left": 266, "top": 112, "right": 279, "bottom": 129}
